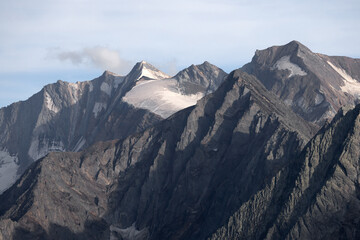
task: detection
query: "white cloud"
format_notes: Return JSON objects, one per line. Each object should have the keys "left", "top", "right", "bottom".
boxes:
{"left": 53, "top": 47, "right": 132, "bottom": 74}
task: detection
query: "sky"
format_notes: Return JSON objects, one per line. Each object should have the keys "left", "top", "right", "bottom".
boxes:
{"left": 0, "top": 0, "right": 360, "bottom": 108}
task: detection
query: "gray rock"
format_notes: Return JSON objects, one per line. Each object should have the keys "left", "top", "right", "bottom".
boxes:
{"left": 0, "top": 70, "right": 315, "bottom": 239}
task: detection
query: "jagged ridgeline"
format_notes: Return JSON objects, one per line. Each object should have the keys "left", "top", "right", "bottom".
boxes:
{"left": 210, "top": 105, "right": 360, "bottom": 240}
{"left": 0, "top": 61, "right": 227, "bottom": 193}
{"left": 0, "top": 41, "right": 360, "bottom": 240}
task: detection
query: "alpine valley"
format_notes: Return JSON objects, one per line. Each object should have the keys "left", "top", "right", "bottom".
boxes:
{"left": 0, "top": 41, "right": 360, "bottom": 240}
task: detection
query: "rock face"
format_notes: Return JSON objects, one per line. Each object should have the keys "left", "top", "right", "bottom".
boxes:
{"left": 209, "top": 104, "right": 360, "bottom": 240}
{"left": 242, "top": 40, "right": 360, "bottom": 125}
{"left": 0, "top": 61, "right": 226, "bottom": 193}
{"left": 0, "top": 70, "right": 316, "bottom": 239}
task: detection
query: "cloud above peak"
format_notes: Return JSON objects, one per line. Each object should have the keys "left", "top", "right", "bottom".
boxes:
{"left": 53, "top": 47, "right": 132, "bottom": 74}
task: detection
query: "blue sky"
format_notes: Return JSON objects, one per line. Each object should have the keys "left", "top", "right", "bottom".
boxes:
{"left": 0, "top": 0, "right": 359, "bottom": 107}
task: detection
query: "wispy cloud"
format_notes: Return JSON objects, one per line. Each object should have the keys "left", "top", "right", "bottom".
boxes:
{"left": 51, "top": 47, "right": 132, "bottom": 74}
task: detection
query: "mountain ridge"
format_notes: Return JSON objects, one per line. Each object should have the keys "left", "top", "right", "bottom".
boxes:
{"left": 0, "top": 69, "right": 315, "bottom": 239}
{"left": 0, "top": 60, "right": 225, "bottom": 193}
{"left": 1, "top": 40, "right": 360, "bottom": 239}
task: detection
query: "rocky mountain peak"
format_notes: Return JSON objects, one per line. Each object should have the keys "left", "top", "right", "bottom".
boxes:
{"left": 174, "top": 61, "right": 227, "bottom": 94}
{"left": 243, "top": 40, "right": 360, "bottom": 125}
{"left": 252, "top": 40, "right": 311, "bottom": 68}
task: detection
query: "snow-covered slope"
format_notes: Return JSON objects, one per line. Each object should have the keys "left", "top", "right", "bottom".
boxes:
{"left": 0, "top": 150, "right": 18, "bottom": 193}
{"left": 123, "top": 78, "right": 204, "bottom": 118}
{"left": 123, "top": 61, "right": 227, "bottom": 118}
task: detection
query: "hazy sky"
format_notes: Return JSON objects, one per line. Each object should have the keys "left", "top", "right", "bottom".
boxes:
{"left": 0, "top": 0, "right": 359, "bottom": 107}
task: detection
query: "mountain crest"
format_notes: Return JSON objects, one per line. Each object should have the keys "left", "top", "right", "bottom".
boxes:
{"left": 102, "top": 70, "right": 122, "bottom": 77}
{"left": 128, "top": 61, "right": 170, "bottom": 81}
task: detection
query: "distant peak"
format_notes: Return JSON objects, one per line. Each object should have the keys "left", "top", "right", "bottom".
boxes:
{"left": 253, "top": 40, "right": 314, "bottom": 62}
{"left": 102, "top": 70, "right": 122, "bottom": 77}
{"left": 288, "top": 40, "right": 303, "bottom": 46}
{"left": 285, "top": 40, "right": 310, "bottom": 51}
{"left": 197, "top": 61, "right": 217, "bottom": 68}
{"left": 129, "top": 61, "right": 170, "bottom": 80}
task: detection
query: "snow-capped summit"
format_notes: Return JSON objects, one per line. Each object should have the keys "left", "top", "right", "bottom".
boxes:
{"left": 123, "top": 61, "right": 227, "bottom": 118}
{"left": 127, "top": 60, "right": 171, "bottom": 81}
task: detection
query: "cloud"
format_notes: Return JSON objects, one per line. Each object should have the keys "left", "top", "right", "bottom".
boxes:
{"left": 53, "top": 47, "right": 132, "bottom": 74}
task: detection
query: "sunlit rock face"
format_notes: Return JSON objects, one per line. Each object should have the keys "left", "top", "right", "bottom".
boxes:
{"left": 243, "top": 40, "right": 360, "bottom": 125}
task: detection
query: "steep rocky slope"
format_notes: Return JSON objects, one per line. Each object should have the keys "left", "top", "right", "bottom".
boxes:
{"left": 210, "top": 105, "right": 360, "bottom": 240}
{"left": 242, "top": 40, "right": 360, "bottom": 125}
{"left": 0, "top": 70, "right": 315, "bottom": 239}
{"left": 0, "top": 61, "right": 226, "bottom": 193}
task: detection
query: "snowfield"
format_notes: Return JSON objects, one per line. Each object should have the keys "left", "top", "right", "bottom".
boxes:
{"left": 327, "top": 61, "right": 360, "bottom": 97}
{"left": 271, "top": 55, "right": 307, "bottom": 78}
{"left": 123, "top": 78, "right": 204, "bottom": 118}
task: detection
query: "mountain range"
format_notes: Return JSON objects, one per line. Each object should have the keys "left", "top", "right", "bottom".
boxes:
{"left": 0, "top": 41, "right": 360, "bottom": 240}
{"left": 0, "top": 61, "right": 226, "bottom": 193}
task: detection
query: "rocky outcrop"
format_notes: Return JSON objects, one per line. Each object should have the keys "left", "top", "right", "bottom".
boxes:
{"left": 209, "top": 104, "right": 360, "bottom": 240}
{"left": 242, "top": 40, "right": 360, "bottom": 125}
{"left": 0, "top": 70, "right": 315, "bottom": 239}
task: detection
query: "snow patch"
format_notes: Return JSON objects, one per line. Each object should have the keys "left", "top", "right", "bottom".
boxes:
{"left": 28, "top": 137, "right": 65, "bottom": 161}
{"left": 0, "top": 150, "right": 19, "bottom": 193}
{"left": 101, "top": 82, "right": 112, "bottom": 96}
{"left": 110, "top": 223, "right": 148, "bottom": 240}
{"left": 44, "top": 91, "right": 60, "bottom": 113}
{"left": 93, "top": 102, "right": 107, "bottom": 117}
{"left": 314, "top": 92, "right": 324, "bottom": 105}
{"left": 123, "top": 78, "right": 204, "bottom": 118}
{"left": 327, "top": 61, "right": 360, "bottom": 97}
{"left": 73, "top": 137, "right": 86, "bottom": 152}
{"left": 271, "top": 56, "right": 307, "bottom": 78}
{"left": 68, "top": 82, "right": 81, "bottom": 103}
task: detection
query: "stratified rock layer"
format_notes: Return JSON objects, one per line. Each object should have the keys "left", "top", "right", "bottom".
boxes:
{"left": 210, "top": 105, "right": 360, "bottom": 240}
